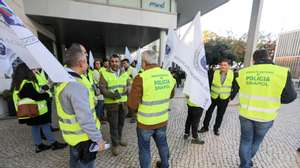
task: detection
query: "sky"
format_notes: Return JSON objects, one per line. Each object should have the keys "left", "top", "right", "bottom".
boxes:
{"left": 200, "top": 0, "right": 300, "bottom": 38}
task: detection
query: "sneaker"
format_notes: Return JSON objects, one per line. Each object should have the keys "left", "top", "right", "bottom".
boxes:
{"left": 111, "top": 146, "right": 119, "bottom": 156}
{"left": 183, "top": 134, "right": 189, "bottom": 140}
{"left": 198, "top": 127, "right": 209, "bottom": 133}
{"left": 35, "top": 143, "right": 51, "bottom": 153}
{"left": 120, "top": 140, "right": 128, "bottom": 147}
{"left": 214, "top": 130, "right": 220, "bottom": 136}
{"left": 51, "top": 141, "right": 67, "bottom": 150}
{"left": 191, "top": 138, "right": 205, "bottom": 145}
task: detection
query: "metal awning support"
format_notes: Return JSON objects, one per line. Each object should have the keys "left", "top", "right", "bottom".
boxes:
{"left": 244, "top": 0, "right": 264, "bottom": 67}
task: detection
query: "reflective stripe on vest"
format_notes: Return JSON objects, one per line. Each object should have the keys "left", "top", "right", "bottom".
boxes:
{"left": 12, "top": 80, "right": 48, "bottom": 120}
{"left": 137, "top": 67, "right": 176, "bottom": 125}
{"left": 237, "top": 64, "right": 288, "bottom": 122}
{"left": 55, "top": 79, "right": 101, "bottom": 146}
{"left": 102, "top": 70, "right": 129, "bottom": 104}
{"left": 210, "top": 69, "right": 234, "bottom": 100}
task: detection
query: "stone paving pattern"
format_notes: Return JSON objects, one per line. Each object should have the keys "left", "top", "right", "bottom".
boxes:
{"left": 0, "top": 89, "right": 300, "bottom": 168}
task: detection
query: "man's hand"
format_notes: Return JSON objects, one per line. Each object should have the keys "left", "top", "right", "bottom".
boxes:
{"left": 98, "top": 140, "right": 106, "bottom": 151}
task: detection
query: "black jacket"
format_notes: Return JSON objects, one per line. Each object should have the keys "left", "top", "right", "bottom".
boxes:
{"left": 18, "top": 82, "right": 50, "bottom": 126}
{"left": 208, "top": 69, "right": 239, "bottom": 101}
{"left": 236, "top": 59, "right": 297, "bottom": 104}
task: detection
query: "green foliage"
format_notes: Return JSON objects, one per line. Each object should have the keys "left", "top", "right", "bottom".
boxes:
{"left": 203, "top": 31, "right": 276, "bottom": 66}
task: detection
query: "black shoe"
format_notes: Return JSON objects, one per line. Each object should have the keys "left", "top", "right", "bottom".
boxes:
{"left": 198, "top": 127, "right": 209, "bottom": 133}
{"left": 191, "top": 138, "right": 205, "bottom": 145}
{"left": 214, "top": 130, "right": 220, "bottom": 136}
{"left": 35, "top": 143, "right": 51, "bottom": 153}
{"left": 297, "top": 148, "right": 300, "bottom": 152}
{"left": 156, "top": 161, "right": 162, "bottom": 168}
{"left": 51, "top": 141, "right": 67, "bottom": 150}
{"left": 183, "top": 134, "right": 189, "bottom": 140}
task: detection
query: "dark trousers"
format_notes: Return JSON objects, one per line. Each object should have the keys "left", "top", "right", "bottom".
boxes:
{"left": 202, "top": 98, "right": 229, "bottom": 131}
{"left": 107, "top": 104, "right": 126, "bottom": 146}
{"left": 184, "top": 105, "right": 203, "bottom": 138}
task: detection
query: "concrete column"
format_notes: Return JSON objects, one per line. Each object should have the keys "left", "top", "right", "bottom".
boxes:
{"left": 52, "top": 42, "right": 58, "bottom": 57}
{"left": 61, "top": 44, "right": 66, "bottom": 63}
{"left": 159, "top": 30, "right": 167, "bottom": 66}
{"left": 244, "top": 0, "right": 264, "bottom": 67}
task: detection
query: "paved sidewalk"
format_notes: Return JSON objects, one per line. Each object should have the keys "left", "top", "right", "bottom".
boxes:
{"left": 0, "top": 89, "right": 299, "bottom": 168}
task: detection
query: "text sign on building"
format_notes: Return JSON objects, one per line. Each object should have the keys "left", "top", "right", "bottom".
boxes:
{"left": 143, "top": 0, "right": 170, "bottom": 12}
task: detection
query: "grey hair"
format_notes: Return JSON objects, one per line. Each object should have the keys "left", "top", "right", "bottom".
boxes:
{"left": 142, "top": 50, "right": 158, "bottom": 64}
{"left": 64, "top": 43, "right": 85, "bottom": 67}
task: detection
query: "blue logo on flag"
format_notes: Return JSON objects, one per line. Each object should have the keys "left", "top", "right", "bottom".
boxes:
{"left": 165, "top": 44, "right": 171, "bottom": 55}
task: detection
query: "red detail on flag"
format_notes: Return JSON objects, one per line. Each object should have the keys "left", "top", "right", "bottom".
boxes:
{"left": 0, "top": 6, "right": 12, "bottom": 17}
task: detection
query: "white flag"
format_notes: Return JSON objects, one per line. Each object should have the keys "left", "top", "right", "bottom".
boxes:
{"left": 163, "top": 29, "right": 178, "bottom": 69}
{"left": 89, "top": 50, "right": 94, "bottom": 69}
{"left": 124, "top": 46, "right": 132, "bottom": 63}
{"left": 0, "top": 1, "right": 73, "bottom": 82}
{"left": 173, "top": 12, "right": 211, "bottom": 109}
{"left": 135, "top": 48, "right": 142, "bottom": 71}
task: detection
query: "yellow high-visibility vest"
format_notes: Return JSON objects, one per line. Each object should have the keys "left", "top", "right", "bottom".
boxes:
{"left": 137, "top": 67, "right": 176, "bottom": 125}
{"left": 35, "top": 71, "right": 48, "bottom": 86}
{"left": 211, "top": 69, "right": 234, "bottom": 100}
{"left": 102, "top": 70, "right": 129, "bottom": 104}
{"left": 236, "top": 64, "right": 288, "bottom": 122}
{"left": 12, "top": 80, "right": 48, "bottom": 120}
{"left": 55, "top": 78, "right": 101, "bottom": 146}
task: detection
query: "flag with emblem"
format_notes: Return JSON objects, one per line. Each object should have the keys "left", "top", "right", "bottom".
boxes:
{"left": 0, "top": 0, "right": 73, "bottom": 82}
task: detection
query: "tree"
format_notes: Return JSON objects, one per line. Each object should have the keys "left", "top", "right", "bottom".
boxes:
{"left": 203, "top": 31, "right": 276, "bottom": 65}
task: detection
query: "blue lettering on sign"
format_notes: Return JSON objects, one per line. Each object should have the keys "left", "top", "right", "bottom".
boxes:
{"left": 149, "top": 1, "right": 165, "bottom": 8}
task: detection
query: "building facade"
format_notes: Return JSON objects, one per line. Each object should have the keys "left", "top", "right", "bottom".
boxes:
{"left": 274, "top": 29, "right": 300, "bottom": 78}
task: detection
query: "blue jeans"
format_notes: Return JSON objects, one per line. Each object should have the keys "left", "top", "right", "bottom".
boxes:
{"left": 95, "top": 100, "right": 104, "bottom": 119}
{"left": 69, "top": 146, "right": 96, "bottom": 168}
{"left": 239, "top": 116, "right": 273, "bottom": 168}
{"left": 137, "top": 126, "right": 169, "bottom": 168}
{"left": 32, "top": 123, "right": 56, "bottom": 145}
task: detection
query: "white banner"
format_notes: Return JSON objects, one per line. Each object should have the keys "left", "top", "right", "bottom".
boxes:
{"left": 124, "top": 46, "right": 133, "bottom": 63}
{"left": 171, "top": 12, "right": 211, "bottom": 110}
{"left": 163, "top": 29, "right": 178, "bottom": 69}
{"left": 89, "top": 50, "right": 94, "bottom": 69}
{"left": 0, "top": 1, "right": 73, "bottom": 82}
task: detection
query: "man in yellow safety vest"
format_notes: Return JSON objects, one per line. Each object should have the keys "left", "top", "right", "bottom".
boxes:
{"left": 55, "top": 43, "right": 105, "bottom": 167}
{"left": 99, "top": 54, "right": 130, "bottom": 156}
{"left": 237, "top": 50, "right": 297, "bottom": 168}
{"left": 199, "top": 58, "right": 238, "bottom": 136}
{"left": 128, "top": 50, "right": 176, "bottom": 168}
